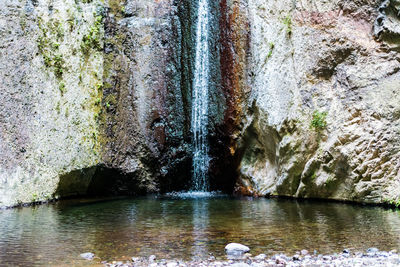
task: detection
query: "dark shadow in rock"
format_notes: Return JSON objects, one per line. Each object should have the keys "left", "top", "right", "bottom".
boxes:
{"left": 86, "top": 166, "right": 147, "bottom": 196}
{"left": 55, "top": 166, "right": 148, "bottom": 199}
{"left": 55, "top": 167, "right": 97, "bottom": 198}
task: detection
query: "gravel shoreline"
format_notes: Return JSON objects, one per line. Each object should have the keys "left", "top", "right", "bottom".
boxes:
{"left": 102, "top": 249, "right": 400, "bottom": 267}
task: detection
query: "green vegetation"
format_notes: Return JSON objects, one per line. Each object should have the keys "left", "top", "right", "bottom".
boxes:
{"left": 55, "top": 102, "right": 61, "bottom": 114}
{"left": 31, "top": 193, "right": 39, "bottom": 202}
{"left": 267, "top": 42, "right": 274, "bottom": 59}
{"left": 310, "top": 110, "right": 328, "bottom": 131}
{"left": 37, "top": 18, "right": 67, "bottom": 84}
{"left": 311, "top": 172, "right": 317, "bottom": 181}
{"left": 53, "top": 54, "right": 64, "bottom": 78}
{"left": 81, "top": 15, "right": 103, "bottom": 54}
{"left": 282, "top": 15, "right": 292, "bottom": 35}
{"left": 59, "top": 81, "right": 66, "bottom": 95}
{"left": 384, "top": 198, "right": 400, "bottom": 208}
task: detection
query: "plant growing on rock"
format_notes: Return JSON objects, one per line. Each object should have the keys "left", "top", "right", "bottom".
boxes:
{"left": 267, "top": 42, "right": 275, "bottom": 59}
{"left": 59, "top": 81, "right": 66, "bottom": 95}
{"left": 81, "top": 15, "right": 103, "bottom": 54}
{"left": 282, "top": 15, "right": 292, "bottom": 35}
{"left": 37, "top": 18, "right": 66, "bottom": 79}
{"left": 310, "top": 110, "right": 328, "bottom": 131}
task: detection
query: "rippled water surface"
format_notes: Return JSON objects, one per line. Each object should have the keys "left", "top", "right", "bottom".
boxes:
{"left": 1, "top": 195, "right": 400, "bottom": 266}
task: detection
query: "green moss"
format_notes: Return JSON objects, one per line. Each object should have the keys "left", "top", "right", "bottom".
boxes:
{"left": 96, "top": 82, "right": 103, "bottom": 91}
{"left": 59, "top": 81, "right": 66, "bottom": 95}
{"left": 81, "top": 15, "right": 103, "bottom": 54}
{"left": 324, "top": 176, "right": 336, "bottom": 190}
{"left": 282, "top": 15, "right": 292, "bottom": 35}
{"left": 53, "top": 54, "right": 65, "bottom": 78}
{"left": 52, "top": 42, "right": 60, "bottom": 49}
{"left": 55, "top": 101, "right": 61, "bottom": 114}
{"left": 32, "top": 193, "right": 39, "bottom": 202}
{"left": 36, "top": 18, "right": 66, "bottom": 79}
{"left": 310, "top": 110, "right": 328, "bottom": 131}
{"left": 311, "top": 172, "right": 317, "bottom": 181}
{"left": 94, "top": 97, "right": 101, "bottom": 106}
{"left": 267, "top": 42, "right": 274, "bottom": 59}
{"left": 55, "top": 22, "right": 64, "bottom": 39}
{"left": 384, "top": 198, "right": 400, "bottom": 208}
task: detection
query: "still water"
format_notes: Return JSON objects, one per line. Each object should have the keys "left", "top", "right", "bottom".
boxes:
{"left": 1, "top": 195, "right": 400, "bottom": 266}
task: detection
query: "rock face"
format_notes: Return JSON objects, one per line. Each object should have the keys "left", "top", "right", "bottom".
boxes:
{"left": 0, "top": 0, "right": 242, "bottom": 207}
{"left": 0, "top": 0, "right": 194, "bottom": 207}
{"left": 0, "top": 0, "right": 104, "bottom": 207}
{"left": 99, "top": 0, "right": 193, "bottom": 194}
{"left": 235, "top": 0, "right": 400, "bottom": 204}
{"left": 1, "top": 0, "right": 399, "bottom": 207}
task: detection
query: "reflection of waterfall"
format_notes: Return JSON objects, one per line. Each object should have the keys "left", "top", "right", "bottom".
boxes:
{"left": 191, "top": 0, "right": 210, "bottom": 192}
{"left": 191, "top": 199, "right": 209, "bottom": 259}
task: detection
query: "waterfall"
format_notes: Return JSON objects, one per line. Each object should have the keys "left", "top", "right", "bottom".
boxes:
{"left": 191, "top": 0, "right": 210, "bottom": 192}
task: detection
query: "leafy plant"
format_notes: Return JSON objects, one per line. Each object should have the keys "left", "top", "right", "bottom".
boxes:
{"left": 310, "top": 110, "right": 328, "bottom": 131}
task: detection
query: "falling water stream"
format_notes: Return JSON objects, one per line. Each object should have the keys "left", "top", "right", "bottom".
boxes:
{"left": 191, "top": 0, "right": 210, "bottom": 192}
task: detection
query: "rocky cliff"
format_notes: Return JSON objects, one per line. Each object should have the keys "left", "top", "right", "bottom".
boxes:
{"left": 0, "top": 0, "right": 399, "bottom": 207}
{"left": 236, "top": 0, "right": 400, "bottom": 204}
{"left": 0, "top": 0, "right": 104, "bottom": 207}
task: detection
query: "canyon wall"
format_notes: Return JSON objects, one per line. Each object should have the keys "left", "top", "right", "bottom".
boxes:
{"left": 0, "top": 0, "right": 194, "bottom": 207}
{"left": 1, "top": 0, "right": 399, "bottom": 207}
{"left": 236, "top": 0, "right": 400, "bottom": 204}
{"left": 0, "top": 0, "right": 104, "bottom": 207}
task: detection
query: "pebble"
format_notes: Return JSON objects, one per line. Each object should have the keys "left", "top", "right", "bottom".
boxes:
{"left": 253, "top": 254, "right": 267, "bottom": 260}
{"left": 292, "top": 254, "right": 300, "bottom": 261}
{"left": 230, "top": 263, "right": 250, "bottom": 267}
{"left": 323, "top": 255, "right": 332, "bottom": 261}
{"left": 80, "top": 252, "right": 95, "bottom": 260}
{"left": 102, "top": 249, "right": 400, "bottom": 266}
{"left": 301, "top": 249, "right": 309, "bottom": 256}
{"left": 367, "top": 247, "right": 379, "bottom": 253}
{"left": 166, "top": 261, "right": 178, "bottom": 267}
{"left": 225, "top": 243, "right": 250, "bottom": 255}
{"left": 243, "top": 253, "right": 252, "bottom": 259}
{"left": 275, "top": 256, "right": 287, "bottom": 265}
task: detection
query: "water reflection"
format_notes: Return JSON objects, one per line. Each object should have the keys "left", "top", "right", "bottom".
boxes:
{"left": 191, "top": 199, "right": 209, "bottom": 259}
{"left": 1, "top": 197, "right": 400, "bottom": 266}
